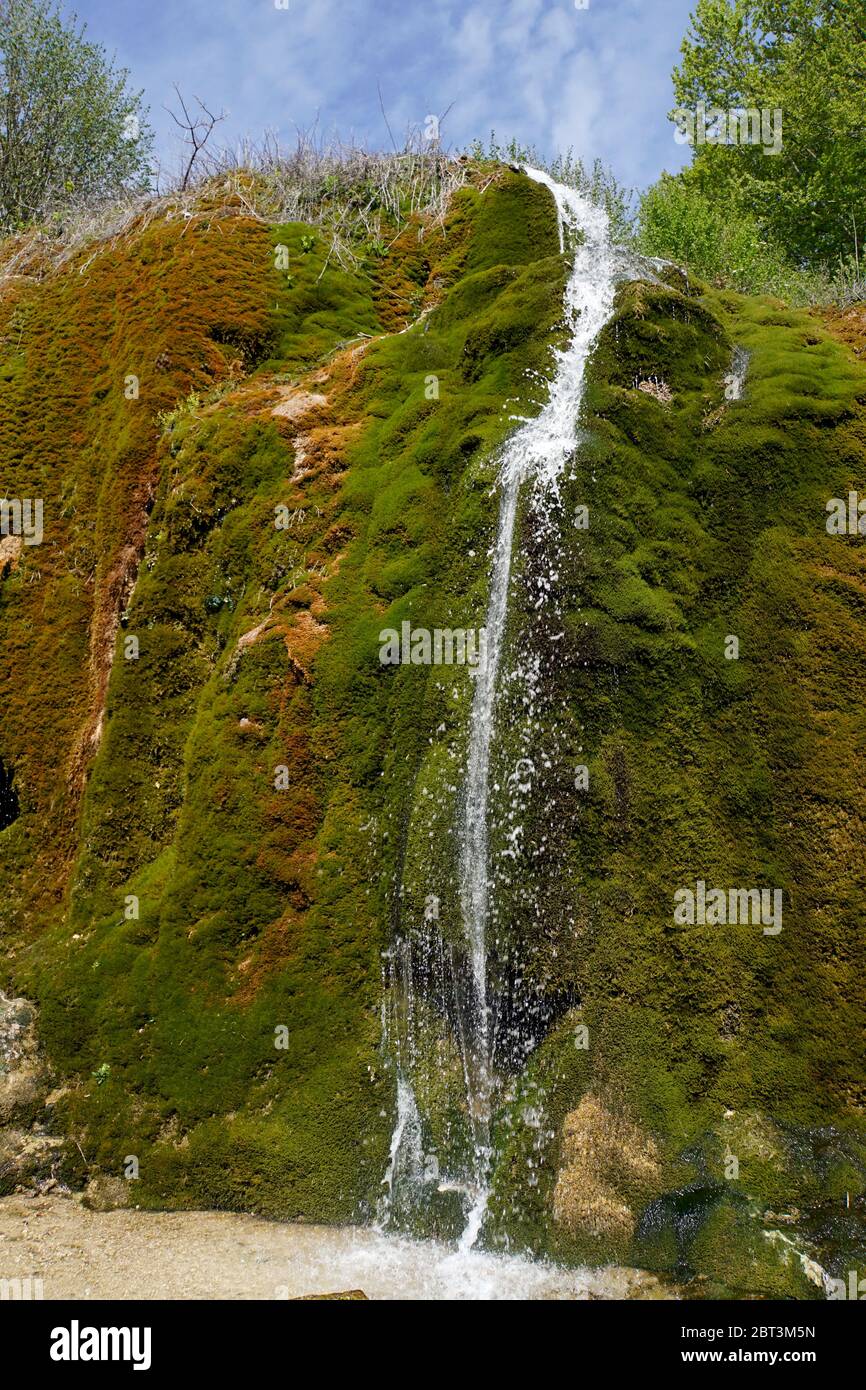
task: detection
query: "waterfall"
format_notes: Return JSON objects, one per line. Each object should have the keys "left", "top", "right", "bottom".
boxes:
{"left": 382, "top": 169, "right": 616, "bottom": 1250}
{"left": 724, "top": 345, "right": 750, "bottom": 401}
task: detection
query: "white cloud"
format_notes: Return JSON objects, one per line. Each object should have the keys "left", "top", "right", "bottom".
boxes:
{"left": 73, "top": 0, "right": 694, "bottom": 188}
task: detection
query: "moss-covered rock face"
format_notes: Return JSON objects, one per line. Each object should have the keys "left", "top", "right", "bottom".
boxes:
{"left": 0, "top": 167, "right": 864, "bottom": 1294}
{"left": 0, "top": 169, "right": 565, "bottom": 1221}
{"left": 483, "top": 273, "right": 866, "bottom": 1294}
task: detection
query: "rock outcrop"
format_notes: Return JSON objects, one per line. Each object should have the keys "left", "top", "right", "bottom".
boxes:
{"left": 0, "top": 992, "right": 62, "bottom": 1193}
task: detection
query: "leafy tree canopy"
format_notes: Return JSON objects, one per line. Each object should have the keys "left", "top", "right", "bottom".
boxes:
{"left": 0, "top": 0, "right": 153, "bottom": 232}
{"left": 670, "top": 0, "right": 866, "bottom": 267}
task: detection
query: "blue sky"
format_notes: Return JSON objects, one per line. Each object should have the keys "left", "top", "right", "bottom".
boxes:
{"left": 70, "top": 0, "right": 695, "bottom": 191}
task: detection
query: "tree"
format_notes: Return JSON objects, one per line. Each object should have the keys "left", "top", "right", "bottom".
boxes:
{"left": 669, "top": 0, "right": 866, "bottom": 268}
{"left": 0, "top": 0, "right": 153, "bottom": 233}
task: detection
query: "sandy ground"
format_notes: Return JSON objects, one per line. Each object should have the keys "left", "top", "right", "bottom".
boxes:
{"left": 0, "top": 1193, "right": 676, "bottom": 1300}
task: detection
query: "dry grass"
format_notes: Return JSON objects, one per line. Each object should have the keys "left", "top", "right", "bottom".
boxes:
{"left": 0, "top": 130, "right": 476, "bottom": 287}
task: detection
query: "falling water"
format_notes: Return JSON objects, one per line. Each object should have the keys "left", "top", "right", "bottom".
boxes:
{"left": 383, "top": 169, "right": 617, "bottom": 1253}
{"left": 724, "top": 345, "right": 750, "bottom": 401}
{"left": 456, "top": 169, "right": 616, "bottom": 1246}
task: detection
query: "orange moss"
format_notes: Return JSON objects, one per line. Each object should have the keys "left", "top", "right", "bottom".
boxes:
{"left": 0, "top": 212, "right": 274, "bottom": 931}
{"left": 821, "top": 302, "right": 866, "bottom": 360}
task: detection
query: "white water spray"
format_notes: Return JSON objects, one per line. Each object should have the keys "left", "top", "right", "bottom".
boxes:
{"left": 381, "top": 169, "right": 617, "bottom": 1254}
{"left": 457, "top": 169, "right": 616, "bottom": 1248}
{"left": 382, "top": 1076, "right": 424, "bottom": 1201}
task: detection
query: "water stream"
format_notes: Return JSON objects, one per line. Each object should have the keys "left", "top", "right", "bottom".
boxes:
{"left": 383, "top": 170, "right": 617, "bottom": 1255}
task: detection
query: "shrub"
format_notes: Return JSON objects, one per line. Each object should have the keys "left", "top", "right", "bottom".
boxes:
{"left": 0, "top": 0, "right": 152, "bottom": 232}
{"left": 636, "top": 173, "right": 832, "bottom": 303}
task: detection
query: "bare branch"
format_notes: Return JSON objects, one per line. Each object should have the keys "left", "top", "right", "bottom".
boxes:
{"left": 164, "top": 85, "right": 227, "bottom": 191}
{"left": 377, "top": 81, "right": 399, "bottom": 155}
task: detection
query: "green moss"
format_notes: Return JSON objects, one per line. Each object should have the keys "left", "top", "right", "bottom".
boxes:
{"left": 264, "top": 222, "right": 381, "bottom": 372}
{"left": 2, "top": 168, "right": 865, "bottom": 1289}
{"left": 480, "top": 269, "right": 866, "bottom": 1284}
{"left": 0, "top": 165, "right": 575, "bottom": 1222}
{"left": 690, "top": 1201, "right": 822, "bottom": 1299}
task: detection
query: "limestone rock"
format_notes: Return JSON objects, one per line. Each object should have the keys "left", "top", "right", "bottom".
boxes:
{"left": 0, "top": 991, "right": 50, "bottom": 1125}
{"left": 291, "top": 1289, "right": 368, "bottom": 1300}
{"left": 0, "top": 1126, "right": 63, "bottom": 1192}
{"left": 552, "top": 1095, "right": 661, "bottom": 1243}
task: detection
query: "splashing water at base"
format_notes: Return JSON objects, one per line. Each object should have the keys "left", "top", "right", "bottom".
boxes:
{"left": 293, "top": 1228, "right": 675, "bottom": 1300}
{"left": 0, "top": 1195, "right": 680, "bottom": 1301}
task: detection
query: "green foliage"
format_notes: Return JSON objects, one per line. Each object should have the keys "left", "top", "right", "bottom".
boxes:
{"left": 158, "top": 391, "right": 201, "bottom": 435}
{"left": 636, "top": 172, "right": 831, "bottom": 301}
{"left": 669, "top": 0, "right": 866, "bottom": 269}
{"left": 0, "top": 0, "right": 153, "bottom": 232}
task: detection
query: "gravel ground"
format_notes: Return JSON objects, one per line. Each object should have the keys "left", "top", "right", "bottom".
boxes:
{"left": 0, "top": 1194, "right": 677, "bottom": 1300}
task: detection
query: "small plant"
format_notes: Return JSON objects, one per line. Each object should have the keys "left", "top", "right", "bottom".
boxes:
{"left": 157, "top": 390, "right": 201, "bottom": 435}
{"left": 91, "top": 1062, "right": 111, "bottom": 1086}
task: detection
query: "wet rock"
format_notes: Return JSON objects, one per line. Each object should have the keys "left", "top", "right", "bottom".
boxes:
{"left": 290, "top": 1289, "right": 368, "bottom": 1300}
{"left": 552, "top": 1095, "right": 662, "bottom": 1249}
{"left": 691, "top": 1199, "right": 825, "bottom": 1299}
